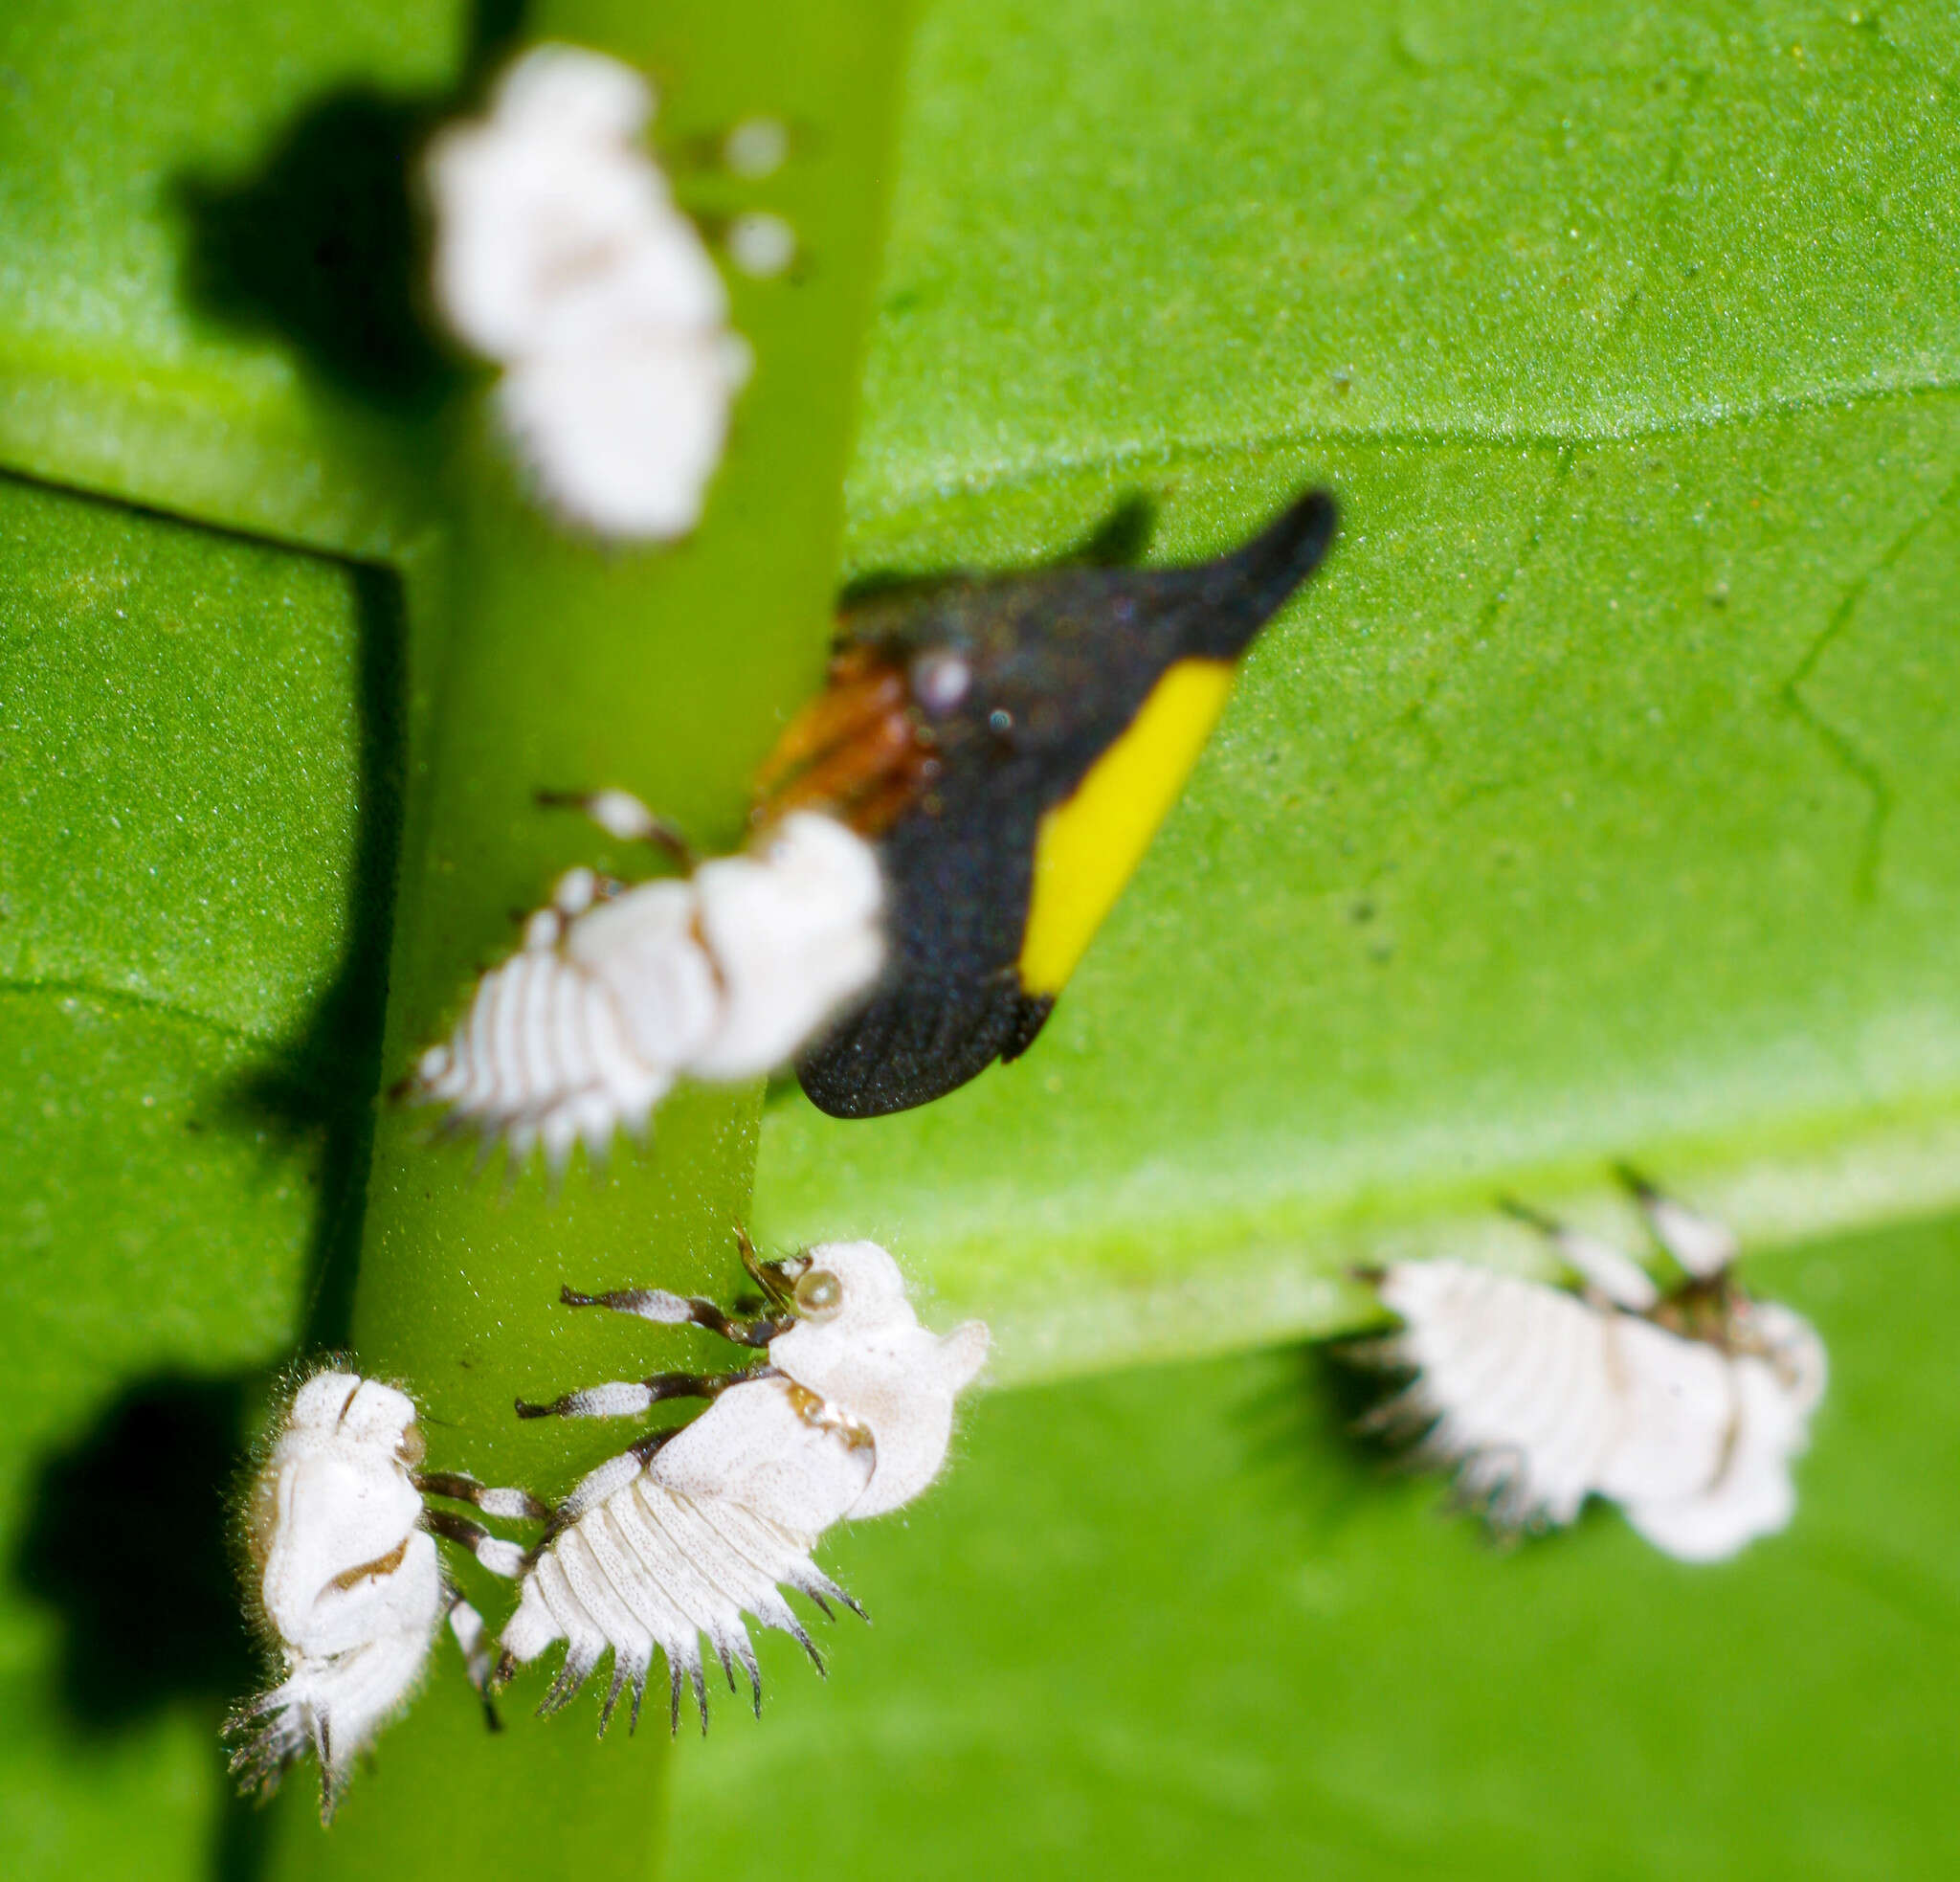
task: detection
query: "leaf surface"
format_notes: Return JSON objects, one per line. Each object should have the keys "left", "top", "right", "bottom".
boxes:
{"left": 675, "top": 1213, "right": 1960, "bottom": 1879}
{"left": 753, "top": 0, "right": 1960, "bottom": 1379}
{"left": 0, "top": 0, "right": 1956, "bottom": 1878}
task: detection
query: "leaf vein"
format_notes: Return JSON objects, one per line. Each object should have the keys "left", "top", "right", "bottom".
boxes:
{"left": 0, "top": 975, "right": 280, "bottom": 1057}
{"left": 853, "top": 382, "right": 1960, "bottom": 537}
{"left": 1776, "top": 464, "right": 1960, "bottom": 902}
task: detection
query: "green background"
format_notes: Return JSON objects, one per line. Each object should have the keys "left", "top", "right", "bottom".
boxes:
{"left": 2, "top": 0, "right": 1957, "bottom": 1876}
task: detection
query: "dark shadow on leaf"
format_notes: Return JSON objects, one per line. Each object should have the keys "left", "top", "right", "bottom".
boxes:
{"left": 11, "top": 1372, "right": 296, "bottom": 1878}
{"left": 837, "top": 489, "right": 1160, "bottom": 610}
{"left": 187, "top": 9, "right": 537, "bottom": 1340}
{"left": 1281, "top": 1341, "right": 1604, "bottom": 1553}
{"left": 1230, "top": 1340, "right": 1412, "bottom": 1528}
{"left": 175, "top": 447, "right": 405, "bottom": 1882}
{"left": 1058, "top": 491, "right": 1155, "bottom": 569}
{"left": 11, "top": 1373, "right": 260, "bottom": 1730}
{"left": 175, "top": 86, "right": 459, "bottom": 416}
{"left": 1317, "top": 1329, "right": 1414, "bottom": 1444}
{"left": 215, "top": 1796, "right": 274, "bottom": 1882}
{"left": 466, "top": 0, "right": 533, "bottom": 77}
{"left": 221, "top": 566, "right": 407, "bottom": 1352}
{"left": 761, "top": 1068, "right": 807, "bottom": 1111}
{"left": 1, "top": 558, "right": 405, "bottom": 1876}
{"left": 170, "top": 1, "right": 534, "bottom": 416}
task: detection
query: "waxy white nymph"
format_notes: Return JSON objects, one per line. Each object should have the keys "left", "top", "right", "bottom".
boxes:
{"left": 436, "top": 1238, "right": 989, "bottom": 1732}
{"left": 1351, "top": 1182, "right": 1827, "bottom": 1562}
{"left": 406, "top": 793, "right": 884, "bottom": 1172}
{"left": 226, "top": 1370, "right": 531, "bottom": 1819}
{"left": 425, "top": 43, "right": 750, "bottom": 538}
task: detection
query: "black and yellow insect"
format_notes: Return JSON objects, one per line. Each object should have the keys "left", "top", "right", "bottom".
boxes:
{"left": 756, "top": 487, "right": 1338, "bottom": 1117}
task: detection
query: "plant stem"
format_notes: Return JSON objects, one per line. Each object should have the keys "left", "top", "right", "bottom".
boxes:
{"left": 262, "top": 5, "right": 912, "bottom": 1873}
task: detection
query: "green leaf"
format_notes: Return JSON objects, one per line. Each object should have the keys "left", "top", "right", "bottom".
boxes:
{"left": 287, "top": 3, "right": 917, "bottom": 1874}
{"left": 0, "top": 0, "right": 911, "bottom": 1873}
{"left": 753, "top": 0, "right": 1960, "bottom": 1379}
{"left": 0, "top": 474, "right": 369, "bottom": 1878}
{"left": 674, "top": 1212, "right": 1960, "bottom": 1879}
{"left": 4, "top": 0, "right": 1960, "bottom": 1878}
{"left": 846, "top": 0, "right": 1960, "bottom": 504}
{"left": 0, "top": 0, "right": 462, "bottom": 554}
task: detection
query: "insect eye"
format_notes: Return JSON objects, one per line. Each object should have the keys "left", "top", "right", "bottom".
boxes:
{"left": 909, "top": 649, "right": 971, "bottom": 715}
{"left": 794, "top": 1268, "right": 843, "bottom": 1318}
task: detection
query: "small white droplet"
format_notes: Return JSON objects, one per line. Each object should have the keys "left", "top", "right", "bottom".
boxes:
{"left": 910, "top": 648, "right": 971, "bottom": 713}
{"left": 725, "top": 210, "right": 796, "bottom": 279}
{"left": 586, "top": 790, "right": 653, "bottom": 840}
{"left": 723, "top": 115, "right": 789, "bottom": 178}
{"left": 552, "top": 865, "right": 598, "bottom": 915}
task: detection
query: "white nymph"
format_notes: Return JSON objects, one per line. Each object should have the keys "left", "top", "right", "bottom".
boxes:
{"left": 406, "top": 793, "right": 885, "bottom": 1172}
{"left": 424, "top": 43, "right": 750, "bottom": 538}
{"left": 226, "top": 1370, "right": 535, "bottom": 1818}
{"left": 1352, "top": 1181, "right": 1827, "bottom": 1562}
{"left": 434, "top": 1237, "right": 989, "bottom": 1732}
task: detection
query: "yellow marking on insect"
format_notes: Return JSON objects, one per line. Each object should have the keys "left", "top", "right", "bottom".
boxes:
{"left": 1019, "top": 658, "right": 1236, "bottom": 996}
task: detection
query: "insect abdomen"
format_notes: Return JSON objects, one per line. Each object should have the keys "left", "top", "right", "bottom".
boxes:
{"left": 415, "top": 933, "right": 681, "bottom": 1166}
{"left": 501, "top": 1468, "right": 851, "bottom": 1730}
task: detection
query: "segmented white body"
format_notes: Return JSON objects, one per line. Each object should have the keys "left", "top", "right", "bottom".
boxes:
{"left": 412, "top": 810, "right": 884, "bottom": 1171}
{"left": 499, "top": 1241, "right": 989, "bottom": 1729}
{"left": 228, "top": 1372, "right": 448, "bottom": 1817}
{"left": 425, "top": 43, "right": 749, "bottom": 538}
{"left": 1361, "top": 1194, "right": 1826, "bottom": 1561}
